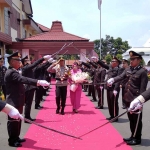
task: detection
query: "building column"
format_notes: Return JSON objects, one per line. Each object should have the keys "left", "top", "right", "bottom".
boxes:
{"left": 22, "top": 49, "right": 29, "bottom": 58}
{"left": 80, "top": 49, "right": 87, "bottom": 62}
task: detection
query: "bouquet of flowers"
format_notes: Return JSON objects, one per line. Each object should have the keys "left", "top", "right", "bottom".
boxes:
{"left": 70, "top": 72, "right": 92, "bottom": 92}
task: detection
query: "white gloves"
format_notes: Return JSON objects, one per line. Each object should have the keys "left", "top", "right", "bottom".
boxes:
{"left": 85, "top": 57, "right": 90, "bottom": 62}
{"left": 43, "top": 55, "right": 51, "bottom": 60}
{"left": 100, "top": 86, "right": 103, "bottom": 90}
{"left": 129, "top": 98, "right": 141, "bottom": 111}
{"left": 113, "top": 90, "right": 118, "bottom": 96}
{"left": 37, "top": 80, "right": 50, "bottom": 86}
{"left": 107, "top": 78, "right": 114, "bottom": 86}
{"left": 52, "top": 60, "right": 57, "bottom": 63}
{"left": 8, "top": 108, "right": 24, "bottom": 120}
{"left": 130, "top": 103, "right": 143, "bottom": 112}
{"left": 48, "top": 58, "right": 53, "bottom": 63}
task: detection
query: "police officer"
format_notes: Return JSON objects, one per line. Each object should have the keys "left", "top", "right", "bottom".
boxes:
{"left": 0, "top": 56, "right": 7, "bottom": 98}
{"left": 34, "top": 58, "right": 53, "bottom": 109}
{"left": 21, "top": 55, "right": 51, "bottom": 122}
{"left": 47, "top": 57, "right": 69, "bottom": 115}
{"left": 107, "top": 51, "right": 148, "bottom": 145}
{"left": 94, "top": 63, "right": 106, "bottom": 109}
{"left": 97, "top": 56, "right": 123, "bottom": 121}
{"left": 5, "top": 52, "right": 50, "bottom": 147}
{"left": 120, "top": 59, "right": 129, "bottom": 109}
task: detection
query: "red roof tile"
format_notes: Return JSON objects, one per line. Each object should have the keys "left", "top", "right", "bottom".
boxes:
{"left": 24, "top": 21, "right": 89, "bottom": 41}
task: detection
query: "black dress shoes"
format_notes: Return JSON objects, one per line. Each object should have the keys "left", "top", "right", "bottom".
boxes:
{"left": 56, "top": 109, "right": 60, "bottom": 114}
{"left": 106, "top": 117, "right": 113, "bottom": 120}
{"left": 123, "top": 137, "right": 133, "bottom": 142}
{"left": 90, "top": 99, "right": 97, "bottom": 102}
{"left": 35, "top": 105, "right": 43, "bottom": 109}
{"left": 86, "top": 94, "right": 91, "bottom": 96}
{"left": 9, "top": 142, "right": 22, "bottom": 147}
{"left": 61, "top": 109, "right": 65, "bottom": 115}
{"left": 126, "top": 139, "right": 141, "bottom": 145}
{"left": 18, "top": 138, "right": 26, "bottom": 143}
{"left": 95, "top": 106, "right": 101, "bottom": 109}
{"left": 24, "top": 117, "right": 36, "bottom": 123}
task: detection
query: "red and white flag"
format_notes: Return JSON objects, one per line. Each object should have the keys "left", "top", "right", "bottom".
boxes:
{"left": 98, "top": 0, "right": 102, "bottom": 10}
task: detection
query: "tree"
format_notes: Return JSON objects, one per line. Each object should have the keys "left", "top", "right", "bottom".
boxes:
{"left": 94, "top": 35, "right": 131, "bottom": 59}
{"left": 105, "top": 54, "right": 112, "bottom": 64}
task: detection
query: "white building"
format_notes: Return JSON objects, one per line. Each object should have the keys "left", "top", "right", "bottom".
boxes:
{"left": 122, "top": 39, "right": 150, "bottom": 66}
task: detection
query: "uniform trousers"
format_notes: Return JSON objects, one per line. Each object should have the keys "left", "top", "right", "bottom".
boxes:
{"left": 2, "top": 85, "right": 6, "bottom": 99}
{"left": 7, "top": 106, "right": 23, "bottom": 144}
{"left": 126, "top": 102, "right": 142, "bottom": 140}
{"left": 56, "top": 86, "right": 67, "bottom": 109}
{"left": 24, "top": 89, "right": 35, "bottom": 118}
{"left": 107, "top": 90, "right": 119, "bottom": 118}
{"left": 122, "top": 86, "right": 126, "bottom": 107}
{"left": 35, "top": 86, "right": 44, "bottom": 107}
{"left": 96, "top": 85, "right": 104, "bottom": 106}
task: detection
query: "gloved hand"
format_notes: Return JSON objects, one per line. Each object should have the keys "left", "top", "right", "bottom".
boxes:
{"left": 52, "top": 60, "right": 57, "bottom": 63}
{"left": 85, "top": 57, "right": 90, "bottom": 62}
{"left": 100, "top": 86, "right": 103, "bottom": 90}
{"left": 48, "top": 58, "right": 53, "bottom": 63}
{"left": 129, "top": 98, "right": 141, "bottom": 111}
{"left": 8, "top": 108, "right": 24, "bottom": 120}
{"left": 37, "top": 80, "right": 50, "bottom": 86}
{"left": 43, "top": 55, "right": 51, "bottom": 60}
{"left": 113, "top": 90, "right": 118, "bottom": 96}
{"left": 130, "top": 103, "right": 143, "bottom": 112}
{"left": 107, "top": 78, "right": 114, "bottom": 87}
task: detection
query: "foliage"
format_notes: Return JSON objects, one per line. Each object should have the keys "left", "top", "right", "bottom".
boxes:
{"left": 94, "top": 35, "right": 131, "bottom": 59}
{"left": 6, "top": 49, "right": 13, "bottom": 54}
{"left": 105, "top": 54, "right": 112, "bottom": 64}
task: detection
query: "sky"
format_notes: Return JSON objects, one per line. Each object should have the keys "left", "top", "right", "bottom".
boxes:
{"left": 31, "top": 0, "right": 150, "bottom": 47}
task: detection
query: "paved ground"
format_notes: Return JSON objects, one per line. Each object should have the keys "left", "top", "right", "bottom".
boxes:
{"left": 0, "top": 82, "right": 150, "bottom": 150}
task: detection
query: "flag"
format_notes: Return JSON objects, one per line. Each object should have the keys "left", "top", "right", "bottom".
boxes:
{"left": 98, "top": 0, "right": 102, "bottom": 10}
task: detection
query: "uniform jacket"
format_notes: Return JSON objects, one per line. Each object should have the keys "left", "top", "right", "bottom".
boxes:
{"left": 0, "top": 100, "right": 6, "bottom": 111}
{"left": 94, "top": 67, "right": 106, "bottom": 86}
{"left": 22, "top": 58, "right": 44, "bottom": 91}
{"left": 5, "top": 67, "right": 38, "bottom": 107}
{"left": 114, "top": 66, "right": 148, "bottom": 102}
{"left": 0, "top": 66, "right": 7, "bottom": 86}
{"left": 97, "top": 60, "right": 123, "bottom": 91}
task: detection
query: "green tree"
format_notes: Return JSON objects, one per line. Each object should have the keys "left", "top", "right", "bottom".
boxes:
{"left": 94, "top": 35, "right": 131, "bottom": 59}
{"left": 105, "top": 54, "right": 112, "bottom": 64}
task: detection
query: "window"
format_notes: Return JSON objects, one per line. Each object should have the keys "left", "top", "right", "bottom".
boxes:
{"left": 4, "top": 7, "right": 9, "bottom": 34}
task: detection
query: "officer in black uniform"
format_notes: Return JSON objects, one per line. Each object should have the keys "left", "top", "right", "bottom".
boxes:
{"left": 108, "top": 51, "right": 148, "bottom": 145}
{"left": 97, "top": 56, "right": 123, "bottom": 121}
{"left": 119, "top": 59, "right": 129, "bottom": 109}
{"left": 21, "top": 55, "right": 51, "bottom": 122}
{"left": 5, "top": 52, "right": 50, "bottom": 147}
{"left": 94, "top": 63, "right": 106, "bottom": 109}
{"left": 0, "top": 56, "right": 7, "bottom": 98}
{"left": 34, "top": 58, "right": 52, "bottom": 109}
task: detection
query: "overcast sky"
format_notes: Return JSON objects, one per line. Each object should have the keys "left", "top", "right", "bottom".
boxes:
{"left": 31, "top": 0, "right": 150, "bottom": 47}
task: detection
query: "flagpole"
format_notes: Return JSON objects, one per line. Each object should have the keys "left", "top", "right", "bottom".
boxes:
{"left": 99, "top": 5, "right": 101, "bottom": 59}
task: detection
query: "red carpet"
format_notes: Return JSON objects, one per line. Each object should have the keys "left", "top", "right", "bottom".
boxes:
{"left": 18, "top": 84, "right": 132, "bottom": 150}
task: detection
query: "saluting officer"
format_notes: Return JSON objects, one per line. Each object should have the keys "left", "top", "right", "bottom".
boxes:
{"left": 47, "top": 57, "right": 69, "bottom": 115}
{"left": 0, "top": 56, "right": 7, "bottom": 98}
{"left": 97, "top": 56, "right": 123, "bottom": 121}
{"left": 5, "top": 52, "right": 49, "bottom": 147}
{"left": 21, "top": 55, "right": 51, "bottom": 122}
{"left": 107, "top": 51, "right": 148, "bottom": 145}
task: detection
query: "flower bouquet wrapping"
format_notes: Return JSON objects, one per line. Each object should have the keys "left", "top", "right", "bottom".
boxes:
{"left": 70, "top": 72, "right": 92, "bottom": 92}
